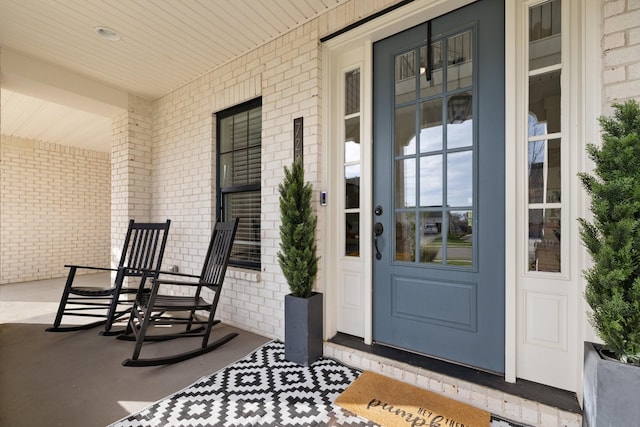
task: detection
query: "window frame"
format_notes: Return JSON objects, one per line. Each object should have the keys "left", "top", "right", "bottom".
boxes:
{"left": 216, "top": 97, "right": 262, "bottom": 270}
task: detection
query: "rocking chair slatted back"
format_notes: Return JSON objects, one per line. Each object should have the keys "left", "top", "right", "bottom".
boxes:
{"left": 120, "top": 218, "right": 239, "bottom": 366}
{"left": 122, "top": 221, "right": 170, "bottom": 276}
{"left": 200, "top": 218, "right": 238, "bottom": 288}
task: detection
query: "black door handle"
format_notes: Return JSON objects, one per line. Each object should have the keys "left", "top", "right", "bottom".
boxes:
{"left": 374, "top": 222, "right": 384, "bottom": 260}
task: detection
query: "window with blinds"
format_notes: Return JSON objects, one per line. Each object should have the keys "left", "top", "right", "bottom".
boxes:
{"left": 217, "top": 98, "right": 262, "bottom": 269}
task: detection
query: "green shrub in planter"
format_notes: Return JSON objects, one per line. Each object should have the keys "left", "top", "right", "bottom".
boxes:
{"left": 578, "top": 99, "right": 640, "bottom": 365}
{"left": 277, "top": 159, "right": 319, "bottom": 298}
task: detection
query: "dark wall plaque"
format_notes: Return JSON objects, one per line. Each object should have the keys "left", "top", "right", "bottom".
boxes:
{"left": 294, "top": 117, "right": 303, "bottom": 163}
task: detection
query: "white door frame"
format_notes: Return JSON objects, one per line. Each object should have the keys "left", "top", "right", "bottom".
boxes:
{"left": 321, "top": 0, "right": 600, "bottom": 393}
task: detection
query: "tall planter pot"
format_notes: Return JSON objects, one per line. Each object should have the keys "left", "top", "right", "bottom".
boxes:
{"left": 284, "top": 292, "right": 323, "bottom": 366}
{"left": 583, "top": 342, "right": 640, "bottom": 427}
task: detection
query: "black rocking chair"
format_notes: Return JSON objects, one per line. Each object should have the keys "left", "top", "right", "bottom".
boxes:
{"left": 46, "top": 219, "right": 171, "bottom": 335}
{"left": 120, "top": 218, "right": 239, "bottom": 367}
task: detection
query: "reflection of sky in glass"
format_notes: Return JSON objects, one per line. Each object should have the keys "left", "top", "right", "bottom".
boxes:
{"left": 420, "top": 125, "right": 443, "bottom": 152}
{"left": 410, "top": 120, "right": 473, "bottom": 153}
{"left": 398, "top": 121, "right": 473, "bottom": 207}
{"left": 528, "top": 140, "right": 545, "bottom": 165}
{"left": 345, "top": 140, "right": 360, "bottom": 163}
{"left": 345, "top": 164, "right": 360, "bottom": 179}
{"left": 420, "top": 156, "right": 442, "bottom": 206}
{"left": 447, "top": 119, "right": 473, "bottom": 149}
{"left": 401, "top": 159, "right": 416, "bottom": 207}
{"left": 528, "top": 113, "right": 547, "bottom": 137}
{"left": 448, "top": 151, "right": 472, "bottom": 206}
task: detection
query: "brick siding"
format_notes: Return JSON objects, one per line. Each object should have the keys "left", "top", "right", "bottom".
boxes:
{"left": 0, "top": 135, "right": 110, "bottom": 284}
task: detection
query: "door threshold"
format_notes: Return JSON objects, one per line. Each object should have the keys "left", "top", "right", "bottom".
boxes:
{"left": 328, "top": 332, "right": 581, "bottom": 416}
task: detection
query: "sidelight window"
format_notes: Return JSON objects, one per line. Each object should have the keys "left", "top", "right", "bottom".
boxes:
{"left": 526, "top": 0, "right": 562, "bottom": 273}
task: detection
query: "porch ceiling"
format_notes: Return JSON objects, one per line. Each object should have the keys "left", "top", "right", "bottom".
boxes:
{"left": 0, "top": 0, "right": 349, "bottom": 152}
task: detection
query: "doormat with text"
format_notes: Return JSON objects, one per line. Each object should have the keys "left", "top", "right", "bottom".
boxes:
{"left": 335, "top": 370, "right": 491, "bottom": 427}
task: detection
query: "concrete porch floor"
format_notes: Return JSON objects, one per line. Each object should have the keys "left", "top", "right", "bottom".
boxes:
{"left": 0, "top": 274, "right": 582, "bottom": 426}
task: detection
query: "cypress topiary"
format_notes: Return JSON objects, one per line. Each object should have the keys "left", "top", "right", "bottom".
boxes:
{"left": 277, "top": 159, "right": 319, "bottom": 298}
{"left": 579, "top": 99, "right": 640, "bottom": 365}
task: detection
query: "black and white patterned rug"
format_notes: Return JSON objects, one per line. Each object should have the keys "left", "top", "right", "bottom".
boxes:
{"left": 109, "top": 341, "right": 527, "bottom": 426}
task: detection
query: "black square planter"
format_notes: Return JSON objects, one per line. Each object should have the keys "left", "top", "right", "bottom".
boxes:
{"left": 583, "top": 341, "right": 640, "bottom": 427}
{"left": 284, "top": 292, "right": 323, "bottom": 366}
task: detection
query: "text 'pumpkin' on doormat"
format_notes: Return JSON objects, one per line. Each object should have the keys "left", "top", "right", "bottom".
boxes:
{"left": 335, "top": 371, "right": 491, "bottom": 427}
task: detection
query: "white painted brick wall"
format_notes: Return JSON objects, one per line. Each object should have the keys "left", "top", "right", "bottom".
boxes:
{"left": 602, "top": 0, "right": 640, "bottom": 108}
{"left": 111, "top": 95, "right": 154, "bottom": 267}
{"left": 0, "top": 135, "right": 110, "bottom": 284}
{"left": 149, "top": 0, "right": 400, "bottom": 340}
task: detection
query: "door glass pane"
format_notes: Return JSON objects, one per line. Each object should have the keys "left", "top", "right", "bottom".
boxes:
{"left": 345, "top": 69, "right": 360, "bottom": 115}
{"left": 529, "top": 70, "right": 561, "bottom": 134}
{"left": 420, "top": 155, "right": 442, "bottom": 207}
{"left": 447, "top": 210, "right": 473, "bottom": 267}
{"left": 345, "top": 117, "right": 360, "bottom": 162}
{"left": 447, "top": 30, "right": 473, "bottom": 90}
{"left": 420, "top": 40, "right": 444, "bottom": 98}
{"left": 420, "top": 211, "right": 442, "bottom": 264}
{"left": 420, "top": 99, "right": 443, "bottom": 153}
{"left": 395, "top": 211, "right": 416, "bottom": 262}
{"left": 395, "top": 105, "right": 416, "bottom": 156}
{"left": 446, "top": 92, "right": 473, "bottom": 148}
{"left": 447, "top": 151, "right": 473, "bottom": 207}
{"left": 345, "top": 165, "right": 360, "bottom": 209}
{"left": 395, "top": 51, "right": 416, "bottom": 104}
{"left": 528, "top": 208, "right": 561, "bottom": 272}
{"left": 345, "top": 213, "right": 360, "bottom": 256}
{"left": 395, "top": 159, "right": 416, "bottom": 208}
{"left": 529, "top": 0, "right": 561, "bottom": 70}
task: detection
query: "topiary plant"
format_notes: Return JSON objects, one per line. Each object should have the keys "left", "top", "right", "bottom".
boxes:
{"left": 277, "top": 159, "right": 319, "bottom": 298}
{"left": 578, "top": 99, "right": 640, "bottom": 365}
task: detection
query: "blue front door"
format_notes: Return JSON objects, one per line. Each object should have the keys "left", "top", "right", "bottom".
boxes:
{"left": 372, "top": 0, "right": 505, "bottom": 373}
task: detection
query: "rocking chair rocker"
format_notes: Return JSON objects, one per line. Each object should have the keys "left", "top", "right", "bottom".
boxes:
{"left": 120, "top": 218, "right": 239, "bottom": 367}
{"left": 46, "top": 219, "right": 171, "bottom": 335}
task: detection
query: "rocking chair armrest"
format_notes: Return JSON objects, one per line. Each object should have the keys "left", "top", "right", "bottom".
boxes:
{"left": 155, "top": 270, "right": 200, "bottom": 279}
{"left": 152, "top": 277, "right": 202, "bottom": 287}
{"left": 64, "top": 265, "right": 118, "bottom": 272}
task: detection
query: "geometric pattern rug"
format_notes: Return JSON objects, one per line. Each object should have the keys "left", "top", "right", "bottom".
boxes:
{"left": 109, "top": 341, "right": 528, "bottom": 427}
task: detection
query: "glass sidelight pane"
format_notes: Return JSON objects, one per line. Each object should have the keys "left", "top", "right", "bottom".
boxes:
{"left": 527, "top": 138, "right": 561, "bottom": 204}
{"left": 419, "top": 40, "right": 444, "bottom": 98}
{"left": 528, "top": 140, "right": 545, "bottom": 204}
{"left": 396, "top": 51, "right": 416, "bottom": 104}
{"left": 446, "top": 92, "right": 473, "bottom": 148}
{"left": 395, "top": 105, "right": 416, "bottom": 156}
{"left": 447, "top": 211, "right": 473, "bottom": 267}
{"left": 420, "top": 155, "right": 443, "bottom": 207}
{"left": 345, "top": 165, "right": 360, "bottom": 209}
{"left": 345, "top": 213, "right": 360, "bottom": 257}
{"left": 447, "top": 151, "right": 473, "bottom": 207}
{"left": 419, "top": 211, "right": 442, "bottom": 264}
{"left": 395, "top": 159, "right": 416, "bottom": 208}
{"left": 529, "top": 71, "right": 561, "bottom": 134}
{"left": 395, "top": 211, "right": 416, "bottom": 262}
{"left": 420, "top": 99, "right": 443, "bottom": 153}
{"left": 345, "top": 69, "right": 360, "bottom": 115}
{"left": 345, "top": 117, "right": 360, "bottom": 162}
{"left": 547, "top": 139, "right": 561, "bottom": 203}
{"left": 528, "top": 208, "right": 561, "bottom": 272}
{"left": 529, "top": 0, "right": 561, "bottom": 70}
{"left": 447, "top": 30, "right": 473, "bottom": 91}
